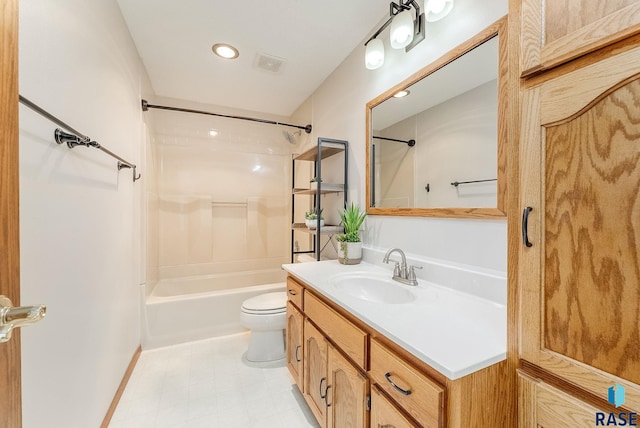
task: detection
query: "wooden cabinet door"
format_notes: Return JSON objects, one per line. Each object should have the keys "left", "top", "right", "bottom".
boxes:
{"left": 521, "top": 0, "right": 640, "bottom": 76}
{"left": 326, "top": 344, "right": 368, "bottom": 428}
{"left": 370, "top": 385, "right": 417, "bottom": 428}
{"left": 287, "top": 302, "right": 304, "bottom": 391}
{"left": 520, "top": 40, "right": 640, "bottom": 410}
{"left": 518, "top": 372, "right": 604, "bottom": 428}
{"left": 304, "top": 319, "right": 328, "bottom": 427}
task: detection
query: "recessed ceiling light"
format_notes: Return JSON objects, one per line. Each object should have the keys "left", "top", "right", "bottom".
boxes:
{"left": 212, "top": 43, "right": 239, "bottom": 59}
{"left": 393, "top": 90, "right": 411, "bottom": 98}
{"left": 209, "top": 129, "right": 219, "bottom": 137}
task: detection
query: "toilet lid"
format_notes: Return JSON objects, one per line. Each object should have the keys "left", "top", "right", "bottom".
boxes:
{"left": 242, "top": 292, "right": 287, "bottom": 313}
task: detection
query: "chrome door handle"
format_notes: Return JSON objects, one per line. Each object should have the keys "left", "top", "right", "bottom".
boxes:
{"left": 0, "top": 295, "right": 46, "bottom": 343}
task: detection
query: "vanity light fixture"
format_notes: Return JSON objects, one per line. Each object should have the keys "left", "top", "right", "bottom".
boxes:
{"left": 425, "top": 0, "right": 454, "bottom": 22}
{"left": 365, "top": 38, "right": 385, "bottom": 70}
{"left": 393, "top": 90, "right": 410, "bottom": 98}
{"left": 364, "top": 1, "right": 431, "bottom": 70}
{"left": 212, "top": 43, "right": 239, "bottom": 59}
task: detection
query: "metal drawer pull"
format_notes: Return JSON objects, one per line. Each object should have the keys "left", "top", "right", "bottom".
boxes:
{"left": 320, "top": 377, "right": 327, "bottom": 398}
{"left": 522, "top": 206, "right": 533, "bottom": 247}
{"left": 295, "top": 345, "right": 301, "bottom": 362}
{"left": 288, "top": 289, "right": 297, "bottom": 296}
{"left": 325, "top": 385, "right": 332, "bottom": 407}
{"left": 379, "top": 425, "right": 396, "bottom": 428}
{"left": 384, "top": 372, "right": 412, "bottom": 396}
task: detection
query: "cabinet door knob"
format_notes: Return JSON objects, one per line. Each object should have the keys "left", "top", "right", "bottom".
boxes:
{"left": 522, "top": 206, "right": 533, "bottom": 247}
{"left": 320, "top": 377, "right": 327, "bottom": 399}
{"left": 295, "top": 345, "right": 301, "bottom": 362}
{"left": 325, "top": 385, "right": 332, "bottom": 407}
{"left": 384, "top": 372, "right": 412, "bottom": 396}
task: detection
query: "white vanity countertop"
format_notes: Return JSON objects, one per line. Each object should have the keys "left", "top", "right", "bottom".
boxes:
{"left": 282, "top": 260, "right": 506, "bottom": 380}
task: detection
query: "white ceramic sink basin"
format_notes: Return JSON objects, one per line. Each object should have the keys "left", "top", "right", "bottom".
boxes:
{"left": 330, "top": 273, "right": 415, "bottom": 304}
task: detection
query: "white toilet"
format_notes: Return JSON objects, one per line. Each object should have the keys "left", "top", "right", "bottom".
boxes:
{"left": 240, "top": 291, "right": 287, "bottom": 362}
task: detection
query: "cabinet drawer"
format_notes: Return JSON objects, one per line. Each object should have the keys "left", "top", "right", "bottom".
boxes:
{"left": 370, "top": 339, "right": 444, "bottom": 427}
{"left": 286, "top": 276, "right": 303, "bottom": 309}
{"left": 371, "top": 385, "right": 418, "bottom": 428}
{"left": 304, "top": 292, "right": 367, "bottom": 369}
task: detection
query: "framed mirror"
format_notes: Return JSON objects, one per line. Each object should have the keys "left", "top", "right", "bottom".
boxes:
{"left": 366, "top": 17, "right": 507, "bottom": 219}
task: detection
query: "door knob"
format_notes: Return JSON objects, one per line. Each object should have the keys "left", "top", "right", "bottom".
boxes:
{"left": 0, "top": 295, "right": 46, "bottom": 343}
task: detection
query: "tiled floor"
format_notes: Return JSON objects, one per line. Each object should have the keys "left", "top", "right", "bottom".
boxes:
{"left": 109, "top": 333, "right": 319, "bottom": 428}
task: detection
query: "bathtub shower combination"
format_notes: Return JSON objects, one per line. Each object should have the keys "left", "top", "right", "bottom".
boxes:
{"left": 144, "top": 269, "right": 285, "bottom": 349}
{"left": 143, "top": 112, "right": 298, "bottom": 351}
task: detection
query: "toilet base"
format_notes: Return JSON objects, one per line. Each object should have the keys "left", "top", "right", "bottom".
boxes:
{"left": 246, "top": 329, "right": 285, "bottom": 362}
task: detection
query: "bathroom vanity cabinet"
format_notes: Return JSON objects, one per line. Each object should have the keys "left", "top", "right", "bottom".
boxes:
{"left": 285, "top": 274, "right": 511, "bottom": 427}
{"left": 517, "top": 14, "right": 640, "bottom": 422}
{"left": 520, "top": 0, "right": 640, "bottom": 76}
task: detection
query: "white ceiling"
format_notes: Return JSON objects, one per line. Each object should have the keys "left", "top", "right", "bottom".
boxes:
{"left": 117, "top": 0, "right": 390, "bottom": 117}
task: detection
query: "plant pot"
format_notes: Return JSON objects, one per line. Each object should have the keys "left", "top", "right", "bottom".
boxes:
{"left": 337, "top": 241, "right": 362, "bottom": 265}
{"left": 305, "top": 219, "right": 325, "bottom": 229}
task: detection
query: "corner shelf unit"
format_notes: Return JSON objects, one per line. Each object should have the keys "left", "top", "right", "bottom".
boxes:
{"left": 291, "top": 138, "right": 348, "bottom": 262}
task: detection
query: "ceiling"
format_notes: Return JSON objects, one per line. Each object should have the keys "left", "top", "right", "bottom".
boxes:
{"left": 117, "top": 0, "right": 390, "bottom": 117}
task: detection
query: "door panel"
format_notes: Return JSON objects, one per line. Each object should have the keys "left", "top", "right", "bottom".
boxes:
{"left": 304, "top": 319, "right": 328, "bottom": 427}
{"left": 286, "top": 301, "right": 304, "bottom": 390}
{"left": 0, "top": 0, "right": 22, "bottom": 426}
{"left": 521, "top": 0, "right": 640, "bottom": 75}
{"left": 520, "top": 40, "right": 640, "bottom": 410}
{"left": 326, "top": 345, "right": 368, "bottom": 428}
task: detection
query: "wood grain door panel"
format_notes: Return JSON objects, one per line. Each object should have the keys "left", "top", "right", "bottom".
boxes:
{"left": 326, "top": 344, "right": 368, "bottom": 428}
{"left": 521, "top": 0, "right": 640, "bottom": 76}
{"left": 304, "top": 319, "right": 328, "bottom": 427}
{"left": 286, "top": 302, "right": 304, "bottom": 390}
{"left": 0, "top": 0, "right": 22, "bottom": 426}
{"left": 520, "top": 40, "right": 640, "bottom": 411}
{"left": 518, "top": 371, "right": 605, "bottom": 428}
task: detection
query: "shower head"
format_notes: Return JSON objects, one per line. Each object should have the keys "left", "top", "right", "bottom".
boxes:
{"left": 283, "top": 130, "right": 302, "bottom": 144}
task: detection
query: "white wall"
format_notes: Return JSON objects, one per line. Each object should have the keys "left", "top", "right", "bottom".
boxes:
{"left": 297, "top": 0, "right": 508, "bottom": 271}
{"left": 147, "top": 98, "right": 293, "bottom": 279}
{"left": 18, "top": 0, "right": 148, "bottom": 426}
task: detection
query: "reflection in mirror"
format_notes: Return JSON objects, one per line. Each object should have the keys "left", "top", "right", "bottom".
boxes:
{"left": 366, "top": 17, "right": 507, "bottom": 219}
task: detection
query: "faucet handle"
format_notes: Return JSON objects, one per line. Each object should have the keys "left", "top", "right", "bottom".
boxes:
{"left": 407, "top": 265, "right": 423, "bottom": 282}
{"left": 392, "top": 262, "right": 401, "bottom": 278}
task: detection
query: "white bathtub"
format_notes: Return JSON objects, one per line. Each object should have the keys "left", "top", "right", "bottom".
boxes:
{"left": 142, "top": 269, "right": 286, "bottom": 349}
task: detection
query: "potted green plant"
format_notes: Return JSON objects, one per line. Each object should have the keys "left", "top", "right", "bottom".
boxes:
{"left": 304, "top": 208, "right": 324, "bottom": 229}
{"left": 336, "top": 203, "right": 366, "bottom": 265}
{"left": 309, "top": 177, "right": 322, "bottom": 190}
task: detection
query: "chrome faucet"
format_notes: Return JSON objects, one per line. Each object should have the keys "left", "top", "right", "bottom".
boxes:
{"left": 382, "top": 248, "right": 422, "bottom": 286}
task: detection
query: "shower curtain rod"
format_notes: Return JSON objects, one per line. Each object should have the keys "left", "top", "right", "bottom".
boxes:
{"left": 19, "top": 95, "right": 141, "bottom": 182}
{"left": 372, "top": 135, "right": 415, "bottom": 146}
{"left": 141, "top": 100, "right": 312, "bottom": 134}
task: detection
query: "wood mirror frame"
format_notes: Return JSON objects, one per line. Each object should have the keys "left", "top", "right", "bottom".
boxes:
{"left": 366, "top": 16, "right": 508, "bottom": 219}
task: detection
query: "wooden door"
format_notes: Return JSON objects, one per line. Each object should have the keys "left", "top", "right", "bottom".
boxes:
{"left": 304, "top": 319, "right": 328, "bottom": 427}
{"left": 326, "top": 344, "right": 368, "bottom": 428}
{"left": 286, "top": 301, "right": 304, "bottom": 390}
{"left": 0, "top": 0, "right": 22, "bottom": 426}
{"left": 370, "top": 385, "right": 417, "bottom": 428}
{"left": 518, "top": 372, "right": 604, "bottom": 428}
{"left": 521, "top": 0, "right": 640, "bottom": 76}
{"left": 520, "top": 39, "right": 640, "bottom": 410}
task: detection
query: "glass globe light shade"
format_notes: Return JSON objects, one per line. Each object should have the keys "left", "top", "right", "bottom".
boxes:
{"left": 390, "top": 9, "right": 414, "bottom": 49}
{"left": 365, "top": 39, "right": 385, "bottom": 70}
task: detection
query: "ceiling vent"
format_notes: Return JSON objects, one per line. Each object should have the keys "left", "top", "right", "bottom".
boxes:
{"left": 254, "top": 53, "right": 287, "bottom": 73}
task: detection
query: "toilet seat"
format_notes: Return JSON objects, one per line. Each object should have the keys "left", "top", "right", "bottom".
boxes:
{"left": 241, "top": 292, "right": 286, "bottom": 315}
